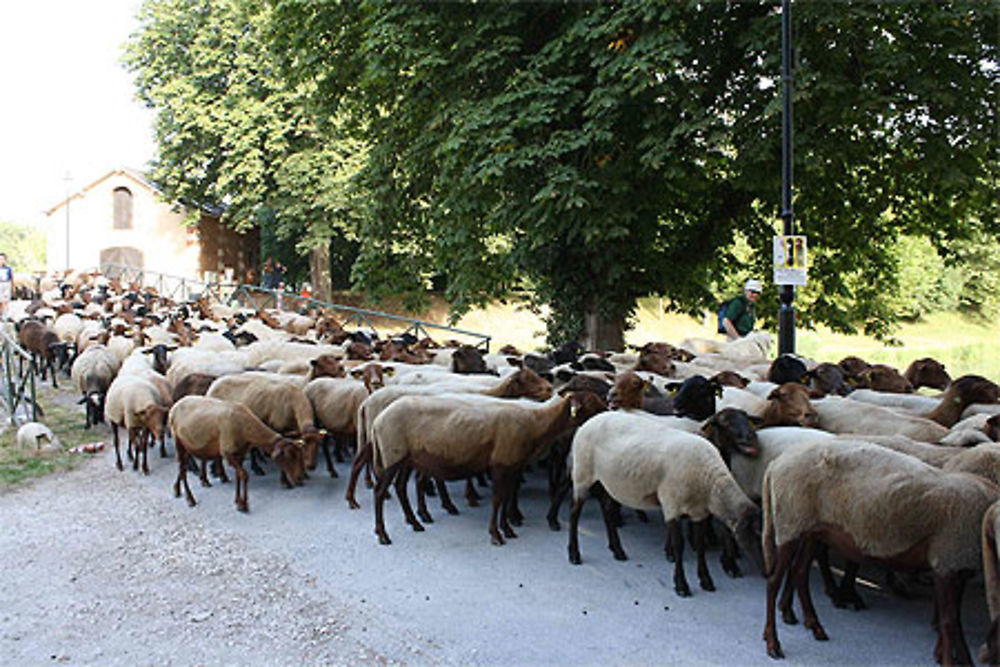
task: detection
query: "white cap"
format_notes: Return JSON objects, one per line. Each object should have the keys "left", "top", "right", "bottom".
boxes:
{"left": 744, "top": 279, "right": 763, "bottom": 293}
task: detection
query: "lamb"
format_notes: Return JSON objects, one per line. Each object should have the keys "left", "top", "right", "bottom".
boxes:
{"left": 104, "top": 374, "right": 170, "bottom": 474}
{"left": 370, "top": 392, "right": 580, "bottom": 546}
{"left": 206, "top": 372, "right": 323, "bottom": 473}
{"left": 70, "top": 344, "right": 120, "bottom": 428}
{"left": 168, "top": 396, "right": 307, "bottom": 512}
{"left": 812, "top": 395, "right": 948, "bottom": 442}
{"left": 567, "top": 411, "right": 763, "bottom": 597}
{"left": 761, "top": 440, "right": 1000, "bottom": 664}
{"left": 347, "top": 367, "right": 553, "bottom": 509}
{"left": 16, "top": 422, "right": 61, "bottom": 452}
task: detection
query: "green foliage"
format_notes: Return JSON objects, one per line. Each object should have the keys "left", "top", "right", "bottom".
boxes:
{"left": 0, "top": 222, "right": 46, "bottom": 273}
{"left": 270, "top": 0, "right": 997, "bottom": 342}
{"left": 124, "top": 0, "right": 364, "bottom": 278}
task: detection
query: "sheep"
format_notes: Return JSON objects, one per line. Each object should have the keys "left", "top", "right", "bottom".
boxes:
{"left": 924, "top": 375, "right": 1000, "bottom": 427}
{"left": 846, "top": 388, "right": 940, "bottom": 413}
{"left": 165, "top": 347, "right": 252, "bottom": 386}
{"left": 206, "top": 372, "right": 323, "bottom": 475}
{"left": 16, "top": 422, "right": 61, "bottom": 452}
{"left": 980, "top": 500, "right": 1000, "bottom": 665}
{"left": 347, "top": 367, "right": 554, "bottom": 509}
{"left": 370, "top": 392, "right": 580, "bottom": 546}
{"left": 107, "top": 333, "right": 138, "bottom": 364}
{"left": 304, "top": 377, "right": 372, "bottom": 478}
{"left": 804, "top": 362, "right": 852, "bottom": 397}
{"left": 812, "top": 395, "right": 948, "bottom": 442}
{"left": 567, "top": 411, "right": 763, "bottom": 597}
{"left": 104, "top": 374, "right": 170, "bottom": 474}
{"left": 905, "top": 357, "right": 951, "bottom": 391}
{"left": 242, "top": 339, "right": 343, "bottom": 367}
{"left": 717, "top": 386, "right": 767, "bottom": 418}
{"left": 192, "top": 331, "right": 237, "bottom": 353}
{"left": 761, "top": 440, "right": 1000, "bottom": 664}
{"left": 760, "top": 383, "right": 819, "bottom": 428}
{"left": 52, "top": 312, "right": 84, "bottom": 344}
{"left": 768, "top": 355, "right": 810, "bottom": 384}
{"left": 70, "top": 344, "right": 120, "bottom": 428}
{"left": 168, "top": 395, "right": 307, "bottom": 512}
{"left": 679, "top": 331, "right": 773, "bottom": 361}
{"left": 17, "top": 319, "right": 70, "bottom": 388}
{"left": 861, "top": 363, "right": 913, "bottom": 393}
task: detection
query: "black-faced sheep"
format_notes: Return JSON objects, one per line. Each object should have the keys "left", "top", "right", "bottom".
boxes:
{"left": 168, "top": 396, "right": 307, "bottom": 512}
{"left": 70, "top": 344, "right": 120, "bottom": 428}
{"left": 567, "top": 411, "right": 763, "bottom": 597}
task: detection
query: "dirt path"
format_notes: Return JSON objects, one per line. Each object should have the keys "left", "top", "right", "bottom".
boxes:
{"left": 0, "top": 454, "right": 397, "bottom": 666}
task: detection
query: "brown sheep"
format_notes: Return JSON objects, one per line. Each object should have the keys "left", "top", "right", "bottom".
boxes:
{"left": 905, "top": 357, "right": 951, "bottom": 391}
{"left": 206, "top": 373, "right": 323, "bottom": 474}
{"left": 925, "top": 375, "right": 1000, "bottom": 428}
{"left": 837, "top": 355, "right": 871, "bottom": 385}
{"left": 17, "top": 320, "right": 70, "bottom": 388}
{"left": 168, "top": 396, "right": 306, "bottom": 512}
{"left": 371, "top": 392, "right": 581, "bottom": 546}
{"left": 862, "top": 363, "right": 913, "bottom": 393}
{"left": 760, "top": 383, "right": 818, "bottom": 428}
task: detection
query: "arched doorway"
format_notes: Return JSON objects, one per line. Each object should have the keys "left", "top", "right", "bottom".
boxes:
{"left": 100, "top": 246, "right": 144, "bottom": 275}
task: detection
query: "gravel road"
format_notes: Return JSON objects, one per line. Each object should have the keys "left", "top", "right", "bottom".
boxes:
{"left": 1, "top": 414, "right": 991, "bottom": 666}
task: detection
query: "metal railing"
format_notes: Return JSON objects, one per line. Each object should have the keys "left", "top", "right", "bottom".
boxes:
{"left": 0, "top": 327, "right": 38, "bottom": 425}
{"left": 95, "top": 263, "right": 492, "bottom": 351}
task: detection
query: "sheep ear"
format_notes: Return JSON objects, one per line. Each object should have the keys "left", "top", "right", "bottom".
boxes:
{"left": 350, "top": 368, "right": 363, "bottom": 379}
{"left": 701, "top": 420, "right": 714, "bottom": 437}
{"left": 748, "top": 415, "right": 764, "bottom": 428}
{"left": 507, "top": 357, "right": 522, "bottom": 368}
{"left": 767, "top": 387, "right": 781, "bottom": 400}
{"left": 383, "top": 367, "right": 396, "bottom": 377}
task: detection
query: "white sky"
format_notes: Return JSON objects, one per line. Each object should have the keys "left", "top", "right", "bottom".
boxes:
{"left": 0, "top": 0, "right": 155, "bottom": 227}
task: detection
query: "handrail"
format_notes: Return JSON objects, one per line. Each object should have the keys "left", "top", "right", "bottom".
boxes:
{"left": 0, "top": 326, "right": 38, "bottom": 425}
{"left": 93, "top": 263, "right": 492, "bottom": 351}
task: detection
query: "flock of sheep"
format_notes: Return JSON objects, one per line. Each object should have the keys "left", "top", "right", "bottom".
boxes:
{"left": 11, "top": 270, "right": 1000, "bottom": 666}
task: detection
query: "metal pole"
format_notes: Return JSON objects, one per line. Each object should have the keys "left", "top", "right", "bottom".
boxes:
{"left": 64, "top": 172, "right": 72, "bottom": 270}
{"left": 778, "top": 0, "right": 796, "bottom": 355}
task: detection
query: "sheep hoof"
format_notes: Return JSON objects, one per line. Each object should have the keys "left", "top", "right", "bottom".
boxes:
{"left": 418, "top": 511, "right": 433, "bottom": 524}
{"left": 410, "top": 522, "right": 425, "bottom": 533}
{"left": 443, "top": 504, "right": 459, "bottom": 516}
{"left": 547, "top": 516, "right": 561, "bottom": 531}
{"left": 173, "top": 482, "right": 180, "bottom": 498}
{"left": 569, "top": 552, "right": 582, "bottom": 565}
{"left": 347, "top": 498, "right": 361, "bottom": 510}
{"left": 700, "top": 578, "right": 716, "bottom": 592}
{"left": 766, "top": 642, "right": 785, "bottom": 660}
{"left": 328, "top": 467, "right": 338, "bottom": 479}
{"left": 612, "top": 549, "right": 628, "bottom": 561}
{"left": 805, "top": 620, "right": 828, "bottom": 641}
{"left": 187, "top": 497, "right": 197, "bottom": 508}
{"left": 236, "top": 502, "right": 248, "bottom": 513}
{"left": 674, "top": 583, "right": 692, "bottom": 598}
{"left": 781, "top": 608, "right": 798, "bottom": 625}
{"left": 491, "top": 533, "right": 506, "bottom": 546}
{"left": 116, "top": 461, "right": 124, "bottom": 472}
{"left": 377, "top": 532, "right": 392, "bottom": 546}
{"left": 200, "top": 479, "right": 212, "bottom": 488}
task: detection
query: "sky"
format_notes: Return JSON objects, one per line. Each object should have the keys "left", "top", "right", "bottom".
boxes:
{"left": 0, "top": 1, "right": 155, "bottom": 227}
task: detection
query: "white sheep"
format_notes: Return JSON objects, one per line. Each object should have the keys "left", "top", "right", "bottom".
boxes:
{"left": 104, "top": 374, "right": 170, "bottom": 475}
{"left": 568, "top": 411, "right": 762, "bottom": 597}
{"left": 107, "top": 334, "right": 138, "bottom": 364}
{"left": 165, "top": 347, "right": 252, "bottom": 386}
{"left": 242, "top": 339, "right": 343, "bottom": 367}
{"left": 812, "top": 395, "right": 948, "bottom": 442}
{"left": 192, "top": 331, "right": 237, "bottom": 353}
{"left": 53, "top": 312, "right": 84, "bottom": 344}
{"left": 70, "top": 344, "right": 120, "bottom": 428}
{"left": 725, "top": 426, "right": 835, "bottom": 502}
{"left": 761, "top": 439, "right": 1000, "bottom": 663}
{"left": 16, "top": 422, "right": 62, "bottom": 452}
{"left": 717, "top": 386, "right": 768, "bottom": 418}
{"left": 846, "top": 388, "right": 941, "bottom": 414}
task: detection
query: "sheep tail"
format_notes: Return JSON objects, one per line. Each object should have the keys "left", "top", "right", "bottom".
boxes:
{"left": 761, "top": 467, "right": 777, "bottom": 577}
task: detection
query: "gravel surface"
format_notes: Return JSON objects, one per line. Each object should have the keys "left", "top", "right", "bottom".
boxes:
{"left": 1, "top": 405, "right": 992, "bottom": 666}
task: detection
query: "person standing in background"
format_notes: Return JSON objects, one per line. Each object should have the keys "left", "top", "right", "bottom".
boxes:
{"left": 0, "top": 254, "right": 12, "bottom": 319}
{"left": 721, "top": 278, "right": 762, "bottom": 340}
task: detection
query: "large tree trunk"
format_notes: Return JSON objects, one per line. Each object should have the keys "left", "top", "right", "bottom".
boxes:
{"left": 309, "top": 242, "right": 332, "bottom": 304}
{"left": 584, "top": 310, "right": 625, "bottom": 352}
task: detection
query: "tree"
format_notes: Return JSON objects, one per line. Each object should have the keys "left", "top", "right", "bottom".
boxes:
{"left": 271, "top": 0, "right": 997, "bottom": 347}
{"left": 125, "top": 0, "right": 365, "bottom": 298}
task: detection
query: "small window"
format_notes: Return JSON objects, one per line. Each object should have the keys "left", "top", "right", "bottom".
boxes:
{"left": 113, "top": 187, "right": 133, "bottom": 229}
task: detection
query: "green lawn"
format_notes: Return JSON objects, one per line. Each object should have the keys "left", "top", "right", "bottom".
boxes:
{"left": 458, "top": 299, "right": 1000, "bottom": 382}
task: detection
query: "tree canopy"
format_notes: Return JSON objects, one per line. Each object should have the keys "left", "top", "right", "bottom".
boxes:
{"left": 129, "top": 0, "right": 999, "bottom": 346}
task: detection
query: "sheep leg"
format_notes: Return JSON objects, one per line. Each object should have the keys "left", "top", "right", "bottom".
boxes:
{"left": 832, "top": 561, "right": 867, "bottom": 611}
{"left": 793, "top": 539, "right": 828, "bottom": 641}
{"left": 498, "top": 473, "right": 519, "bottom": 540}
{"left": 635, "top": 509, "right": 649, "bottom": 523}
{"left": 373, "top": 464, "right": 400, "bottom": 545}
{"left": 346, "top": 446, "right": 370, "bottom": 509}
{"left": 508, "top": 475, "right": 524, "bottom": 527}
{"left": 394, "top": 465, "right": 424, "bottom": 533}
{"left": 436, "top": 479, "right": 460, "bottom": 515}
{"left": 547, "top": 472, "right": 570, "bottom": 532}
{"left": 694, "top": 519, "right": 715, "bottom": 592}
{"left": 668, "top": 520, "right": 692, "bottom": 597}
{"left": 568, "top": 496, "right": 587, "bottom": 564}
{"left": 174, "top": 442, "right": 196, "bottom": 507}
{"left": 465, "top": 477, "right": 481, "bottom": 507}
{"left": 719, "top": 527, "right": 743, "bottom": 578}
{"left": 198, "top": 458, "right": 212, "bottom": 487}
{"left": 488, "top": 468, "right": 508, "bottom": 546}
{"left": 593, "top": 485, "right": 626, "bottom": 561}
{"left": 112, "top": 423, "right": 123, "bottom": 471}
{"left": 249, "top": 447, "right": 266, "bottom": 476}
{"left": 933, "top": 572, "right": 972, "bottom": 666}
{"left": 320, "top": 434, "right": 337, "bottom": 478}
{"left": 227, "top": 454, "right": 249, "bottom": 512}
{"left": 158, "top": 430, "right": 168, "bottom": 459}
{"left": 764, "top": 540, "right": 799, "bottom": 659}
{"left": 415, "top": 472, "right": 434, "bottom": 524}
{"left": 779, "top": 555, "right": 799, "bottom": 625}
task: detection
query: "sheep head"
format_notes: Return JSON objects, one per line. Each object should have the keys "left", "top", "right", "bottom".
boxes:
{"left": 271, "top": 438, "right": 306, "bottom": 487}
{"left": 498, "top": 368, "right": 552, "bottom": 401}
{"left": 702, "top": 408, "right": 759, "bottom": 464}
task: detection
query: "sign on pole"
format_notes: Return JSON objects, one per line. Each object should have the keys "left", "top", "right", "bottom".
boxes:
{"left": 773, "top": 235, "right": 807, "bottom": 286}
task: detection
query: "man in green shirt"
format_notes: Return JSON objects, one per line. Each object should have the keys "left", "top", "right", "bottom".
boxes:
{"left": 722, "top": 279, "right": 762, "bottom": 340}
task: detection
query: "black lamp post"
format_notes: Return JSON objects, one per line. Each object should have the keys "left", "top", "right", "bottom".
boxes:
{"left": 778, "top": 0, "right": 796, "bottom": 355}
